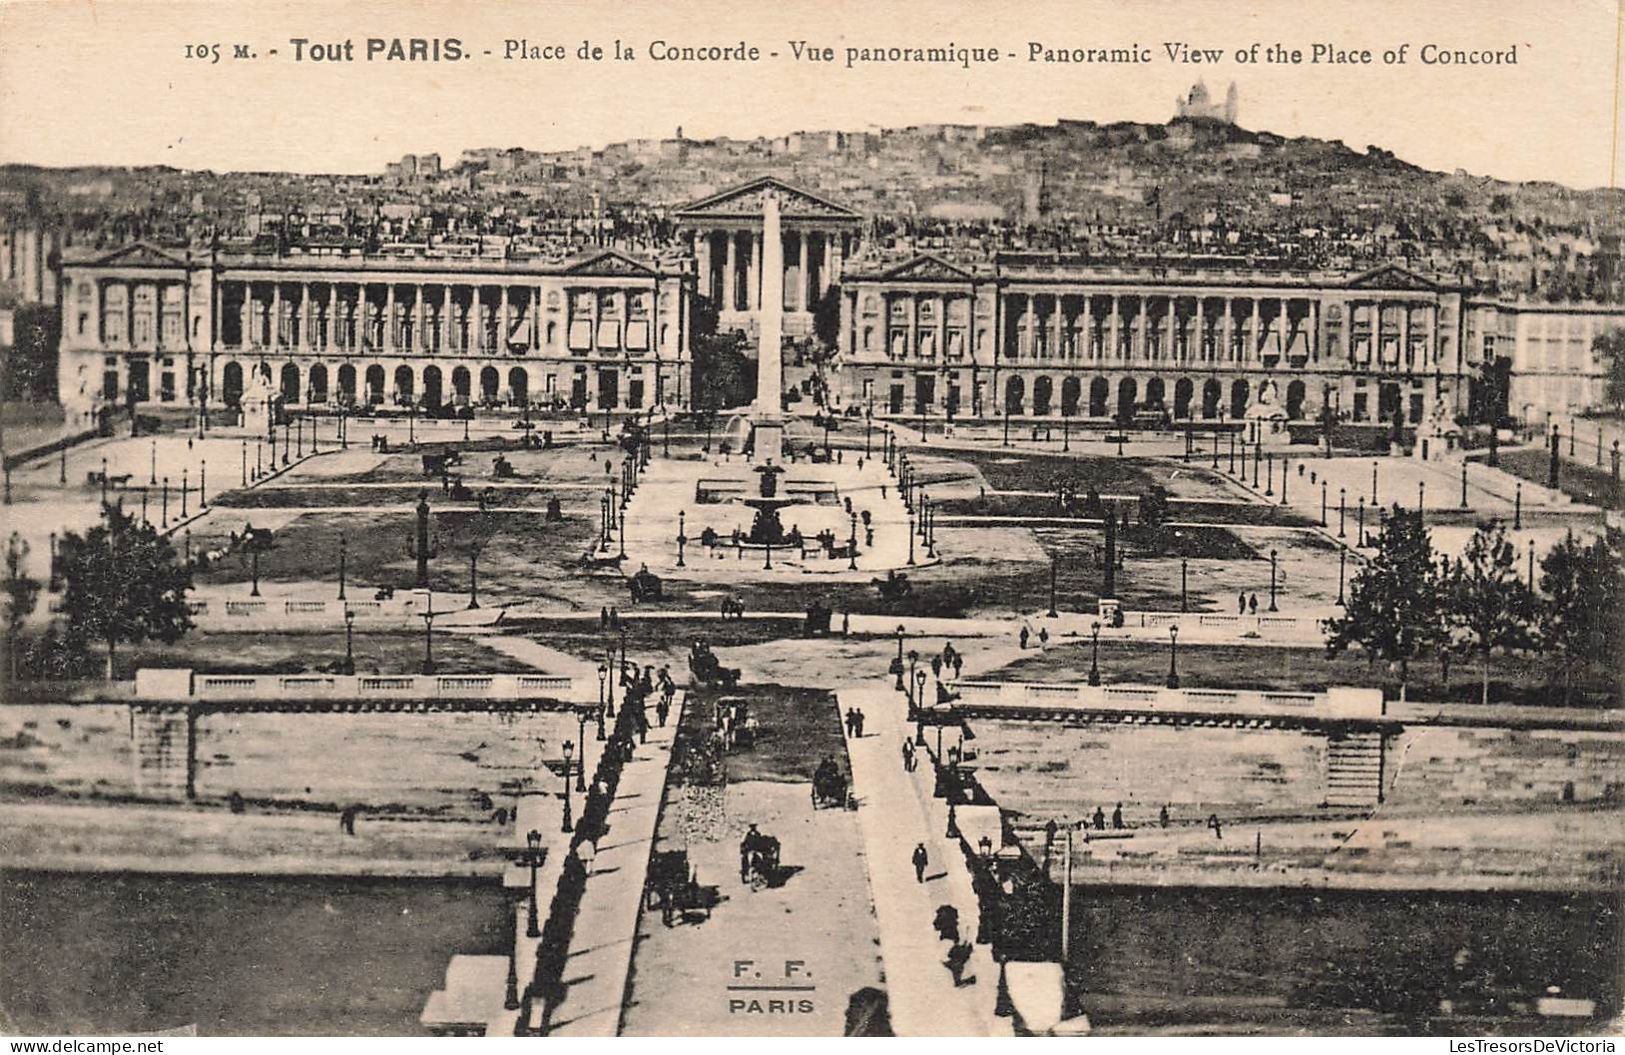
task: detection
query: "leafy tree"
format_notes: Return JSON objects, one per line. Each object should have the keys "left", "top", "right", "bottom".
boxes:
{"left": 1597, "top": 330, "right": 1625, "bottom": 413}
{"left": 1324, "top": 506, "right": 1443, "bottom": 703}
{"left": 1139, "top": 483, "right": 1170, "bottom": 535}
{"left": 3, "top": 532, "right": 42, "bottom": 682}
{"left": 690, "top": 331, "right": 755, "bottom": 411}
{"left": 1445, "top": 521, "right": 1537, "bottom": 706}
{"left": 1539, "top": 528, "right": 1623, "bottom": 704}
{"left": 58, "top": 503, "right": 194, "bottom": 679}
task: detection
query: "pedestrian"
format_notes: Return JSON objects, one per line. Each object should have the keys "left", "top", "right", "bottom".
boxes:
{"left": 952, "top": 654, "right": 963, "bottom": 679}
{"left": 854, "top": 709, "right": 866, "bottom": 738}
{"left": 881, "top": 484, "right": 888, "bottom": 499}
{"left": 901, "top": 738, "right": 914, "bottom": 771}
{"left": 1019, "top": 625, "right": 1030, "bottom": 650}
{"left": 1208, "top": 814, "right": 1223, "bottom": 840}
{"left": 1092, "top": 805, "right": 1106, "bottom": 831}
{"left": 1237, "top": 591, "right": 1246, "bottom": 615}
{"left": 844, "top": 708, "right": 857, "bottom": 737}
{"left": 1248, "top": 593, "right": 1258, "bottom": 615}
{"left": 1112, "top": 803, "right": 1124, "bottom": 830}
{"left": 1159, "top": 804, "right": 1170, "bottom": 829}
{"left": 931, "top": 655, "right": 943, "bottom": 678}
{"left": 610, "top": 606, "right": 621, "bottom": 629}
{"left": 656, "top": 694, "right": 670, "bottom": 728}
{"left": 912, "top": 842, "right": 929, "bottom": 883}
{"left": 1038, "top": 626, "right": 1050, "bottom": 648}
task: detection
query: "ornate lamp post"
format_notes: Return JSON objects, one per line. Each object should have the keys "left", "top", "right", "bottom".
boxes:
{"left": 1371, "top": 459, "right": 1379, "bottom": 505}
{"left": 891, "top": 624, "right": 906, "bottom": 689}
{"left": 1460, "top": 460, "right": 1470, "bottom": 509}
{"left": 1338, "top": 487, "right": 1346, "bottom": 538}
{"left": 1337, "top": 547, "right": 1347, "bottom": 606}
{"left": 420, "top": 591, "right": 437, "bottom": 674}
{"left": 849, "top": 511, "right": 859, "bottom": 571}
{"left": 560, "top": 741, "right": 575, "bottom": 832}
{"left": 181, "top": 468, "right": 189, "bottom": 519}
{"left": 916, "top": 669, "right": 929, "bottom": 727}
{"left": 596, "top": 664, "right": 608, "bottom": 739}
{"left": 1165, "top": 624, "right": 1180, "bottom": 689}
{"left": 200, "top": 461, "right": 207, "bottom": 509}
{"left": 676, "top": 510, "right": 687, "bottom": 568}
{"left": 1514, "top": 481, "right": 1522, "bottom": 530}
{"left": 1180, "top": 558, "right": 1188, "bottom": 613}
{"left": 523, "top": 829, "right": 543, "bottom": 938}
{"left": 1048, "top": 556, "right": 1059, "bottom": 618}
{"left": 1357, "top": 496, "right": 1367, "bottom": 546}
{"left": 249, "top": 546, "right": 261, "bottom": 597}
{"left": 575, "top": 707, "right": 590, "bottom": 791}
{"left": 160, "top": 476, "right": 170, "bottom": 528}
{"left": 342, "top": 608, "right": 356, "bottom": 675}
{"left": 1088, "top": 620, "right": 1101, "bottom": 686}
{"left": 907, "top": 649, "right": 920, "bottom": 715}
{"left": 604, "top": 644, "right": 616, "bottom": 716}
{"left": 1268, "top": 548, "right": 1279, "bottom": 612}
{"left": 338, "top": 532, "right": 348, "bottom": 600}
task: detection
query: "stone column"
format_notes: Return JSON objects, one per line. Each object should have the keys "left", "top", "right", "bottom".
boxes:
{"left": 469, "top": 286, "right": 482, "bottom": 354}
{"left": 827, "top": 234, "right": 843, "bottom": 294}
{"left": 723, "top": 231, "right": 738, "bottom": 312}
{"left": 325, "top": 285, "right": 337, "bottom": 351}
{"left": 697, "top": 234, "right": 714, "bottom": 303}
{"left": 1023, "top": 294, "right": 1035, "bottom": 358}
{"left": 1195, "top": 299, "right": 1207, "bottom": 361}
{"left": 1401, "top": 301, "right": 1412, "bottom": 369}
{"left": 240, "top": 282, "right": 253, "bottom": 350}
{"left": 499, "top": 285, "right": 510, "bottom": 351}
{"left": 298, "top": 283, "right": 311, "bottom": 352}
{"left": 1110, "top": 294, "right": 1121, "bottom": 362}
{"left": 414, "top": 284, "right": 425, "bottom": 353}
{"left": 907, "top": 294, "right": 919, "bottom": 360}
{"left": 270, "top": 283, "right": 281, "bottom": 351}
{"left": 749, "top": 231, "right": 762, "bottom": 311}
{"left": 1051, "top": 295, "right": 1064, "bottom": 360}
{"left": 1249, "top": 297, "right": 1261, "bottom": 363}
{"left": 1165, "top": 296, "right": 1176, "bottom": 361}
{"left": 212, "top": 280, "right": 222, "bottom": 351}
{"left": 357, "top": 285, "right": 369, "bottom": 352}
{"left": 797, "top": 232, "right": 810, "bottom": 312}
{"left": 1224, "top": 297, "right": 1236, "bottom": 362}
{"left": 1081, "top": 294, "right": 1094, "bottom": 359}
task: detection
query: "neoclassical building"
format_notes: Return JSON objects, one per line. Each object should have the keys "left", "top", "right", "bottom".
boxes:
{"left": 834, "top": 251, "right": 1623, "bottom": 428}
{"left": 57, "top": 241, "right": 692, "bottom": 417}
{"left": 673, "top": 176, "right": 862, "bottom": 337}
{"left": 54, "top": 176, "right": 1622, "bottom": 428}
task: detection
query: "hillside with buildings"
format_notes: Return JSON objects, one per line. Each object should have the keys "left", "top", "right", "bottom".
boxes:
{"left": 2, "top": 103, "right": 1621, "bottom": 307}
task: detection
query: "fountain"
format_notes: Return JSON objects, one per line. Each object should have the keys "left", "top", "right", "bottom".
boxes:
{"left": 744, "top": 461, "right": 793, "bottom": 545}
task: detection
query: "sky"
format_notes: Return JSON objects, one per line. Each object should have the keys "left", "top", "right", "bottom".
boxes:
{"left": 0, "top": 0, "right": 1621, "bottom": 189}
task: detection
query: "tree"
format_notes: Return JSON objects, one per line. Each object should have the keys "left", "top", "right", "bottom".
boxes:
{"left": 1597, "top": 330, "right": 1625, "bottom": 413}
{"left": 1445, "top": 521, "right": 1536, "bottom": 706}
{"left": 1139, "top": 483, "right": 1170, "bottom": 534}
{"left": 3, "top": 532, "right": 41, "bottom": 683}
{"left": 1539, "top": 529, "right": 1623, "bottom": 704}
{"left": 1324, "top": 506, "right": 1443, "bottom": 703}
{"left": 58, "top": 503, "right": 194, "bottom": 679}
{"left": 690, "top": 331, "right": 755, "bottom": 411}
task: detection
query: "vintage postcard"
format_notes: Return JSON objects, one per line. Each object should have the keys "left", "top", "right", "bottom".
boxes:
{"left": 0, "top": 0, "right": 1621, "bottom": 1040}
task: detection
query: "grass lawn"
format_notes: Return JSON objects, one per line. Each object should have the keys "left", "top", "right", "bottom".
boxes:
{"left": 671, "top": 685, "right": 844, "bottom": 786}
{"left": 985, "top": 638, "right": 1621, "bottom": 709}
{"left": 115, "top": 631, "right": 533, "bottom": 678}
{"left": 1477, "top": 448, "right": 1622, "bottom": 510}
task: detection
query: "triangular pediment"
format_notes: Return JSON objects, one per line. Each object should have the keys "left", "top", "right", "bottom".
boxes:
{"left": 675, "top": 177, "right": 861, "bottom": 222}
{"left": 92, "top": 242, "right": 191, "bottom": 268}
{"left": 882, "top": 254, "right": 975, "bottom": 283}
{"left": 1346, "top": 262, "right": 1439, "bottom": 292}
{"left": 561, "top": 250, "right": 658, "bottom": 278}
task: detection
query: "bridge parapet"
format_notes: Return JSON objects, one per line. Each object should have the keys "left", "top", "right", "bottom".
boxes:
{"left": 136, "top": 668, "right": 574, "bottom": 703}
{"left": 948, "top": 680, "right": 1383, "bottom": 723}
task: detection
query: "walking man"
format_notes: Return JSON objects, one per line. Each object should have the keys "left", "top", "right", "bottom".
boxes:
{"left": 1112, "top": 803, "right": 1124, "bottom": 830}
{"left": 1237, "top": 591, "right": 1246, "bottom": 615}
{"left": 1093, "top": 805, "right": 1106, "bottom": 831}
{"left": 912, "top": 842, "right": 929, "bottom": 883}
{"left": 853, "top": 709, "right": 866, "bottom": 738}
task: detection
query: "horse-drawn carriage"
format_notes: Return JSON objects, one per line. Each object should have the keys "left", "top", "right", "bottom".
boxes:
{"left": 629, "top": 564, "right": 664, "bottom": 603}
{"left": 875, "top": 570, "right": 913, "bottom": 605}
{"left": 689, "top": 641, "right": 740, "bottom": 689}
{"left": 739, "top": 825, "right": 781, "bottom": 889}
{"left": 811, "top": 757, "right": 848, "bottom": 810}
{"left": 422, "top": 449, "right": 463, "bottom": 476}
{"left": 645, "top": 849, "right": 711, "bottom": 926}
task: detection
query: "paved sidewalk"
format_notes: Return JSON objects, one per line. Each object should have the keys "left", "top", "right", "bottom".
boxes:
{"left": 842, "top": 680, "right": 1007, "bottom": 1037}
{"left": 543, "top": 691, "right": 683, "bottom": 1036}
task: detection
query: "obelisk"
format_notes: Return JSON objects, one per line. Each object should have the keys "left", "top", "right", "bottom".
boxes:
{"left": 752, "top": 190, "right": 784, "bottom": 463}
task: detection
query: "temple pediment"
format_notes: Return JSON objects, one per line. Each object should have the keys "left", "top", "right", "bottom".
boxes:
{"left": 675, "top": 177, "right": 861, "bottom": 223}
{"left": 91, "top": 242, "right": 192, "bottom": 269}
{"left": 1346, "top": 262, "right": 1440, "bottom": 292}
{"left": 560, "top": 250, "right": 659, "bottom": 278}
{"left": 882, "top": 254, "right": 976, "bottom": 283}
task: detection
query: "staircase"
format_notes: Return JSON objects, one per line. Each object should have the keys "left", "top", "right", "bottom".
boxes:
{"left": 1323, "top": 731, "right": 1385, "bottom": 808}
